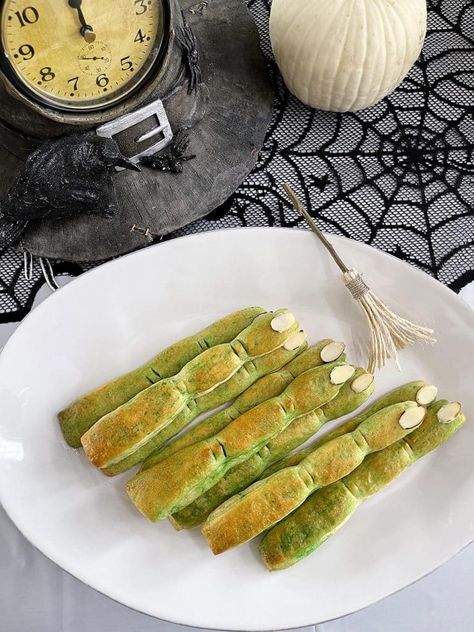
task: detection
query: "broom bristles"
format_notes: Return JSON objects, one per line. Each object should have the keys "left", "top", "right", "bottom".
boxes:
{"left": 344, "top": 270, "right": 436, "bottom": 374}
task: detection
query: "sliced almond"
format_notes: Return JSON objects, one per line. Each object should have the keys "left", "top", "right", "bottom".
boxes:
{"left": 284, "top": 330, "right": 307, "bottom": 351}
{"left": 320, "top": 341, "right": 346, "bottom": 363}
{"left": 271, "top": 312, "right": 296, "bottom": 333}
{"left": 330, "top": 365, "right": 355, "bottom": 385}
{"left": 416, "top": 385, "right": 438, "bottom": 406}
{"left": 351, "top": 373, "right": 374, "bottom": 393}
{"left": 399, "top": 406, "right": 426, "bottom": 429}
{"left": 437, "top": 402, "right": 462, "bottom": 424}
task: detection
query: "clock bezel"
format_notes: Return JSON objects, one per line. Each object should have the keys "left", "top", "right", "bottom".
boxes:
{"left": 0, "top": 0, "right": 173, "bottom": 125}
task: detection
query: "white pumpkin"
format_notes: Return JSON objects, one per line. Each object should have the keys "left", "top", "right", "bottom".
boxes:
{"left": 270, "top": 0, "right": 427, "bottom": 113}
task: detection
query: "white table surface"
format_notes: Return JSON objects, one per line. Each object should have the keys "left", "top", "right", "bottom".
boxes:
{"left": 1, "top": 277, "right": 473, "bottom": 632}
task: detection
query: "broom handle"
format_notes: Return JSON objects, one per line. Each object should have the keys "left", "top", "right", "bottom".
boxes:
{"left": 283, "top": 183, "right": 350, "bottom": 274}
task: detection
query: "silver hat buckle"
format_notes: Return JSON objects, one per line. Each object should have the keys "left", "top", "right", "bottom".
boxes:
{"left": 96, "top": 100, "right": 173, "bottom": 168}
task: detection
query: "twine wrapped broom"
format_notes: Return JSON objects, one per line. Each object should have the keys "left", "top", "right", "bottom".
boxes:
{"left": 283, "top": 184, "right": 436, "bottom": 374}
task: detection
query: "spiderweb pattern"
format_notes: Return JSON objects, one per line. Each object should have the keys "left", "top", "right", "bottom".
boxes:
{"left": 0, "top": 0, "right": 472, "bottom": 322}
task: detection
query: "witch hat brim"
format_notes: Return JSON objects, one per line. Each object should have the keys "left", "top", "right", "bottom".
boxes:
{"left": 0, "top": 0, "right": 273, "bottom": 262}
{"left": 0, "top": 217, "right": 27, "bottom": 249}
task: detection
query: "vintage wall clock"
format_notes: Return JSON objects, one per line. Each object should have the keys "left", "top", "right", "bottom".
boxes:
{"left": 0, "top": 0, "right": 273, "bottom": 261}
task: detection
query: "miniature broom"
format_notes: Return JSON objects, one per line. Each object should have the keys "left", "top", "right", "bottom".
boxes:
{"left": 283, "top": 183, "right": 436, "bottom": 374}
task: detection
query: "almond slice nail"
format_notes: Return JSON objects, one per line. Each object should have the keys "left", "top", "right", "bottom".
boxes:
{"left": 320, "top": 341, "right": 345, "bottom": 363}
{"left": 437, "top": 402, "right": 462, "bottom": 424}
{"left": 284, "top": 330, "right": 307, "bottom": 351}
{"left": 330, "top": 365, "right": 355, "bottom": 385}
{"left": 351, "top": 373, "right": 374, "bottom": 393}
{"left": 416, "top": 385, "right": 438, "bottom": 406}
{"left": 399, "top": 406, "right": 426, "bottom": 429}
{"left": 271, "top": 312, "right": 296, "bottom": 333}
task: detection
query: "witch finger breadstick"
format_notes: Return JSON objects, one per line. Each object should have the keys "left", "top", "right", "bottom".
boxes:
{"left": 126, "top": 362, "right": 357, "bottom": 521}
{"left": 263, "top": 381, "right": 438, "bottom": 477}
{"left": 202, "top": 401, "right": 427, "bottom": 554}
{"left": 260, "top": 400, "right": 465, "bottom": 570}
{"left": 142, "top": 339, "right": 346, "bottom": 471}
{"left": 104, "top": 339, "right": 308, "bottom": 476}
{"left": 171, "top": 368, "right": 374, "bottom": 530}
{"left": 81, "top": 309, "right": 303, "bottom": 471}
{"left": 59, "top": 306, "right": 265, "bottom": 447}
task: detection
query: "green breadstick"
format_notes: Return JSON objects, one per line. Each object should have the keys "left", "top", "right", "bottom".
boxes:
{"left": 202, "top": 400, "right": 427, "bottom": 554}
{"left": 82, "top": 309, "right": 303, "bottom": 470}
{"left": 171, "top": 368, "right": 374, "bottom": 529}
{"left": 126, "top": 362, "right": 357, "bottom": 521}
{"left": 260, "top": 400, "right": 465, "bottom": 570}
{"left": 141, "top": 339, "right": 346, "bottom": 471}
{"left": 263, "top": 381, "right": 438, "bottom": 477}
{"left": 59, "top": 307, "right": 265, "bottom": 447}
{"left": 103, "top": 341, "right": 307, "bottom": 476}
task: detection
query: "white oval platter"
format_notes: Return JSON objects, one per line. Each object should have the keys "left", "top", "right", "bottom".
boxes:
{"left": 0, "top": 228, "right": 473, "bottom": 630}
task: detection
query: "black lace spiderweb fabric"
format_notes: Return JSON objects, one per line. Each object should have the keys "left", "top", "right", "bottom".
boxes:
{"left": 0, "top": 0, "right": 473, "bottom": 323}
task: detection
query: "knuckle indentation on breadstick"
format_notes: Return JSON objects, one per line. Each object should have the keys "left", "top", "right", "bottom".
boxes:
{"left": 201, "top": 402, "right": 423, "bottom": 553}
{"left": 320, "top": 341, "right": 345, "bottom": 363}
{"left": 351, "top": 373, "right": 374, "bottom": 393}
{"left": 330, "top": 365, "right": 355, "bottom": 385}
{"left": 416, "top": 385, "right": 438, "bottom": 406}
{"left": 58, "top": 307, "right": 265, "bottom": 448}
{"left": 437, "top": 402, "right": 462, "bottom": 424}
{"left": 271, "top": 312, "right": 296, "bottom": 333}
{"left": 399, "top": 405, "right": 426, "bottom": 429}
{"left": 284, "top": 330, "right": 307, "bottom": 351}
{"left": 259, "top": 401, "right": 466, "bottom": 571}
{"left": 81, "top": 309, "right": 304, "bottom": 472}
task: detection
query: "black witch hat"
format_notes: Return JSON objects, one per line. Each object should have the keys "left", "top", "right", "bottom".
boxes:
{"left": 0, "top": 0, "right": 272, "bottom": 261}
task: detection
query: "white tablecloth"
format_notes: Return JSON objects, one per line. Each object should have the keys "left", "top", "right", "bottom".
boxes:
{"left": 1, "top": 279, "right": 473, "bottom": 632}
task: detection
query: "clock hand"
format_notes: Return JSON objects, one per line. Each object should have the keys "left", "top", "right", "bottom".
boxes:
{"left": 68, "top": 0, "right": 96, "bottom": 43}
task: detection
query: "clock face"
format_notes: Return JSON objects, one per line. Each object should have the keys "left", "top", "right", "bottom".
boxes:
{"left": 0, "top": 0, "right": 168, "bottom": 111}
